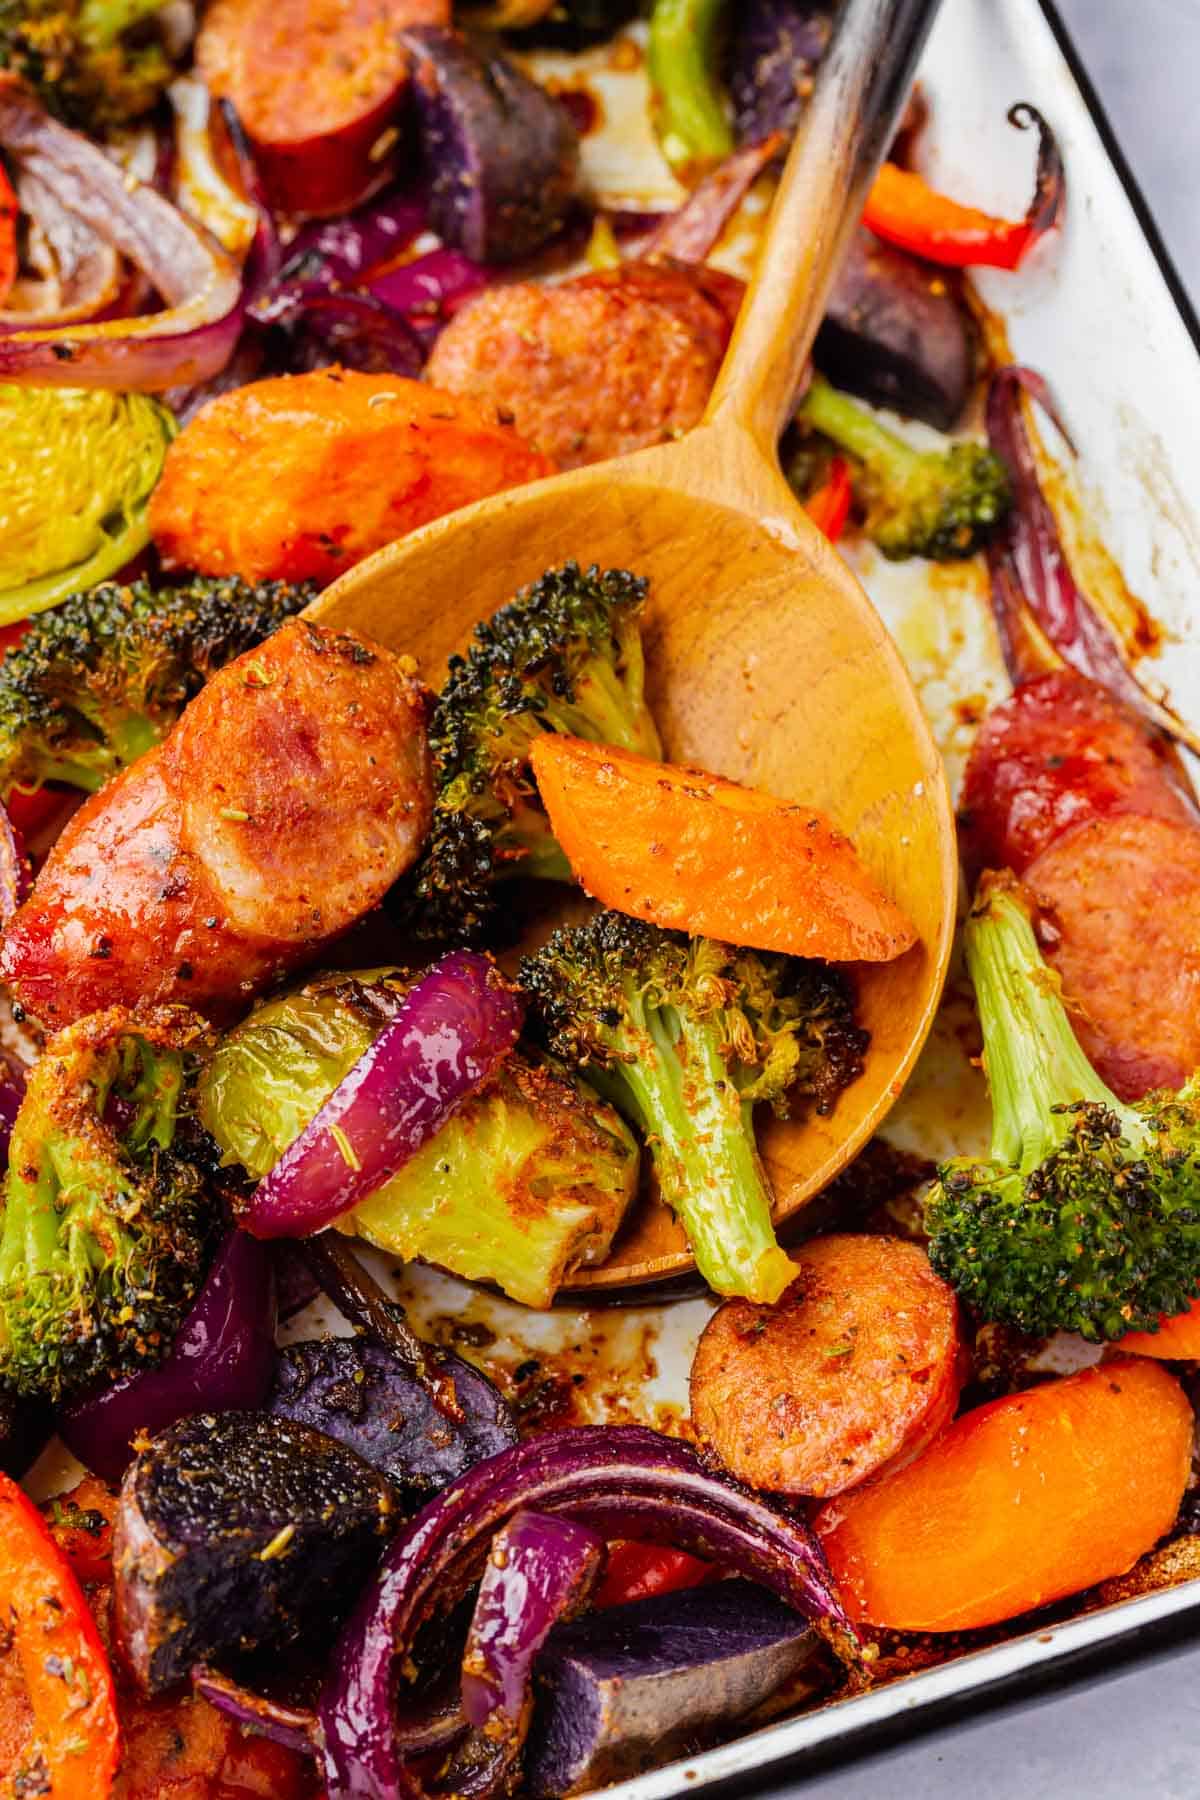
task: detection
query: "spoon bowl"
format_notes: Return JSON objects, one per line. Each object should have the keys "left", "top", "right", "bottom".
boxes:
{"left": 312, "top": 0, "right": 957, "bottom": 1289}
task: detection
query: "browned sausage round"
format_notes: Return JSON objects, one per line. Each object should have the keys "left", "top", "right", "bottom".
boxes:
{"left": 1027, "top": 812, "right": 1200, "bottom": 1100}
{"left": 690, "top": 1234, "right": 965, "bottom": 1500}
{"left": 424, "top": 261, "right": 742, "bottom": 469}
{"left": 0, "top": 620, "right": 432, "bottom": 1026}
{"left": 197, "top": 0, "right": 448, "bottom": 216}
{"left": 959, "top": 669, "right": 1196, "bottom": 883}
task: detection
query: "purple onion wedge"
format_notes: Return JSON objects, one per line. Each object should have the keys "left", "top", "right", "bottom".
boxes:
{"left": 986, "top": 366, "right": 1200, "bottom": 747}
{"left": 461, "top": 1510, "right": 605, "bottom": 1775}
{"left": 641, "top": 137, "right": 783, "bottom": 266}
{"left": 258, "top": 290, "right": 426, "bottom": 375}
{"left": 244, "top": 952, "right": 523, "bottom": 1239}
{"left": 0, "top": 802, "right": 30, "bottom": 926}
{"left": 317, "top": 1424, "right": 849, "bottom": 1800}
{"left": 192, "top": 1668, "right": 320, "bottom": 1758}
{"left": 0, "top": 1062, "right": 23, "bottom": 1167}
{"left": 60, "top": 1229, "right": 277, "bottom": 1484}
{"left": 0, "top": 81, "right": 242, "bottom": 392}
{"left": 277, "top": 188, "right": 428, "bottom": 292}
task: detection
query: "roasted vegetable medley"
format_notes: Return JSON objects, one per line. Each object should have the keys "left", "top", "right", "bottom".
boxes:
{"left": 0, "top": 2, "right": 1196, "bottom": 1797}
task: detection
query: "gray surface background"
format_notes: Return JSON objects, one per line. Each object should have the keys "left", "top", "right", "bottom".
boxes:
{"left": 774, "top": 2, "right": 1200, "bottom": 1795}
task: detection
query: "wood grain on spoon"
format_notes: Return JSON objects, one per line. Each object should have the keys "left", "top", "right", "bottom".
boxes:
{"left": 312, "top": 0, "right": 957, "bottom": 1289}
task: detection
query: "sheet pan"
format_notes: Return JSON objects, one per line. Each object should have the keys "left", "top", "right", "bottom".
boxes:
{"left": 32, "top": 0, "right": 1200, "bottom": 1786}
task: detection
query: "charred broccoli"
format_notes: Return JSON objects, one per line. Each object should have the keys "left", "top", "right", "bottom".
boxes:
{"left": 520, "top": 912, "right": 866, "bottom": 1304}
{"left": 0, "top": 0, "right": 181, "bottom": 133}
{"left": 926, "top": 876, "right": 1200, "bottom": 1343}
{"left": 410, "top": 562, "right": 662, "bottom": 942}
{"left": 0, "top": 1006, "right": 217, "bottom": 1402}
{"left": 0, "top": 574, "right": 314, "bottom": 801}
{"left": 795, "top": 374, "right": 1011, "bottom": 560}
{"left": 198, "top": 969, "right": 640, "bottom": 1310}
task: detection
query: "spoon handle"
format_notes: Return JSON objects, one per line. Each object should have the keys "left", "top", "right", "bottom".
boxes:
{"left": 703, "top": 0, "right": 944, "bottom": 453}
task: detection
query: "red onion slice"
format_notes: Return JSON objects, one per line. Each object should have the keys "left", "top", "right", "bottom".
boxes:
{"left": 244, "top": 951, "right": 523, "bottom": 1240}
{"left": 317, "top": 1424, "right": 848, "bottom": 1800}
{"left": 0, "top": 77, "right": 242, "bottom": 391}
{"left": 0, "top": 1059, "right": 25, "bottom": 1167}
{"left": 59, "top": 1228, "right": 277, "bottom": 1483}
{"left": 0, "top": 168, "right": 122, "bottom": 328}
{"left": 0, "top": 801, "right": 30, "bottom": 926}
{"left": 642, "top": 134, "right": 784, "bottom": 265}
{"left": 986, "top": 366, "right": 1200, "bottom": 749}
{"left": 169, "top": 77, "right": 258, "bottom": 259}
{"left": 461, "top": 1509, "right": 604, "bottom": 1756}
{"left": 192, "top": 1669, "right": 319, "bottom": 1758}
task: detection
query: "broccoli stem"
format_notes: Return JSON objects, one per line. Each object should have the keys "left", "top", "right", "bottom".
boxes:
{"left": 647, "top": 0, "right": 735, "bottom": 176}
{"left": 965, "top": 882, "right": 1149, "bottom": 1169}
{"left": 32, "top": 713, "right": 164, "bottom": 793}
{"left": 798, "top": 375, "right": 908, "bottom": 474}
{"left": 551, "top": 657, "right": 662, "bottom": 761}
{"left": 602, "top": 998, "right": 796, "bottom": 1305}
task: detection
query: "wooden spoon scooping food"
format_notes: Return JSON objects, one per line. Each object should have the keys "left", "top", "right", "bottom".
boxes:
{"left": 314, "top": 0, "right": 959, "bottom": 1290}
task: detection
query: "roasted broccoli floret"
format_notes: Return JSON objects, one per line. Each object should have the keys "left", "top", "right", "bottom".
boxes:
{"left": 520, "top": 912, "right": 866, "bottom": 1304}
{"left": 926, "top": 876, "right": 1200, "bottom": 1343}
{"left": 795, "top": 374, "right": 1011, "bottom": 560}
{"left": 0, "top": 574, "right": 314, "bottom": 801}
{"left": 0, "top": 0, "right": 180, "bottom": 133}
{"left": 0, "top": 1006, "right": 217, "bottom": 1402}
{"left": 198, "top": 968, "right": 640, "bottom": 1309}
{"left": 410, "top": 561, "right": 662, "bottom": 942}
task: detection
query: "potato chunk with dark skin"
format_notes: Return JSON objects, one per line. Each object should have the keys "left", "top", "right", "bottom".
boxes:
{"left": 115, "top": 1411, "right": 397, "bottom": 1695}
{"left": 690, "top": 1234, "right": 965, "bottom": 1500}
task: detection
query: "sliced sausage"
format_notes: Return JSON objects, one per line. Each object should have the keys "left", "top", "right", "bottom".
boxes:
{"left": 0, "top": 620, "right": 433, "bottom": 1026}
{"left": 1027, "top": 813, "right": 1200, "bottom": 1100}
{"left": 424, "top": 261, "right": 741, "bottom": 469}
{"left": 197, "top": 0, "right": 449, "bottom": 216}
{"left": 690, "top": 1234, "right": 965, "bottom": 1501}
{"left": 959, "top": 669, "right": 1197, "bottom": 882}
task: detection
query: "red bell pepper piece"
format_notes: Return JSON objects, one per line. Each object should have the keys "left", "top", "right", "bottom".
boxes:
{"left": 0, "top": 622, "right": 69, "bottom": 840}
{"left": 594, "top": 1541, "right": 717, "bottom": 1610}
{"left": 0, "top": 1468, "right": 120, "bottom": 1792}
{"left": 0, "top": 158, "right": 16, "bottom": 307}
{"left": 804, "top": 455, "right": 852, "bottom": 543}
{"left": 45, "top": 1477, "right": 118, "bottom": 1587}
{"left": 863, "top": 103, "right": 1063, "bottom": 271}
{"left": 0, "top": 1472, "right": 121, "bottom": 1799}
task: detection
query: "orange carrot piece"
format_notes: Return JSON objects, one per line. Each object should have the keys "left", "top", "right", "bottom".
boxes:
{"left": 1120, "top": 1297, "right": 1200, "bottom": 1359}
{"left": 529, "top": 735, "right": 917, "bottom": 962}
{"left": 149, "top": 369, "right": 555, "bottom": 587}
{"left": 813, "top": 1359, "right": 1192, "bottom": 1633}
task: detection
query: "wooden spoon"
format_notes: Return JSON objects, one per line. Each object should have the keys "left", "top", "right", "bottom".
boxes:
{"left": 313, "top": 0, "right": 958, "bottom": 1291}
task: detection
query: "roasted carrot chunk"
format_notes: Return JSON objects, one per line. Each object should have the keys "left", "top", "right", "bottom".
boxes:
{"left": 529, "top": 735, "right": 917, "bottom": 962}
{"left": 691, "top": 1235, "right": 965, "bottom": 1499}
{"left": 813, "top": 1359, "right": 1192, "bottom": 1632}
{"left": 149, "top": 371, "right": 555, "bottom": 587}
